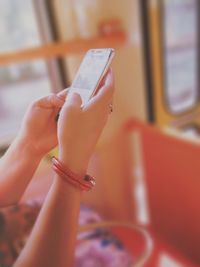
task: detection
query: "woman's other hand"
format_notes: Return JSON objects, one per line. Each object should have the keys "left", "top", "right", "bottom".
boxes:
{"left": 18, "top": 89, "right": 68, "bottom": 157}
{"left": 57, "top": 70, "right": 114, "bottom": 175}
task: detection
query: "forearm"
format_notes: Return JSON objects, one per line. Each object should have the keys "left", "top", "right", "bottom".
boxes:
{"left": 14, "top": 175, "right": 81, "bottom": 267}
{"left": 0, "top": 135, "right": 43, "bottom": 206}
{"left": 12, "top": 70, "right": 113, "bottom": 267}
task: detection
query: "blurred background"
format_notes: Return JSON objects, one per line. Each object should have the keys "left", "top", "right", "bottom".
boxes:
{"left": 0, "top": 0, "right": 200, "bottom": 266}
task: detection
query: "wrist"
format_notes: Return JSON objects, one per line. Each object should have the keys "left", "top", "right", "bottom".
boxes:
{"left": 15, "top": 134, "right": 44, "bottom": 161}
{"left": 54, "top": 175, "right": 82, "bottom": 196}
{"left": 58, "top": 153, "right": 88, "bottom": 177}
{"left": 52, "top": 156, "right": 95, "bottom": 191}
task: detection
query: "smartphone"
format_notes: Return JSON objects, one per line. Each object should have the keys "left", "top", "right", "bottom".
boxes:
{"left": 69, "top": 48, "right": 115, "bottom": 105}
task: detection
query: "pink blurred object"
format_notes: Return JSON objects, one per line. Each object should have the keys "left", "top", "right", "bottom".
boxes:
{"left": 98, "top": 18, "right": 125, "bottom": 37}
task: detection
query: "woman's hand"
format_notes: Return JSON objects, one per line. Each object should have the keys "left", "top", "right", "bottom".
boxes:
{"left": 18, "top": 89, "right": 68, "bottom": 157}
{"left": 57, "top": 70, "right": 114, "bottom": 175}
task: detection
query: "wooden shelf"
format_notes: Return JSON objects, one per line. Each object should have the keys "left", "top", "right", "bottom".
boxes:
{"left": 0, "top": 33, "right": 127, "bottom": 65}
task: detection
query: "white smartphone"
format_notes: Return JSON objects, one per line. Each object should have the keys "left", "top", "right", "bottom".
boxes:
{"left": 69, "top": 48, "right": 115, "bottom": 105}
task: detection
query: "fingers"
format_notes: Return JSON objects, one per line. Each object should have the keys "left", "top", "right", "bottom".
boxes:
{"left": 35, "top": 88, "right": 70, "bottom": 109}
{"left": 57, "top": 88, "right": 70, "bottom": 101}
{"left": 96, "top": 69, "right": 114, "bottom": 103}
{"left": 96, "top": 68, "right": 110, "bottom": 91}
{"left": 86, "top": 69, "right": 114, "bottom": 109}
{"left": 36, "top": 94, "right": 62, "bottom": 109}
{"left": 64, "top": 92, "right": 82, "bottom": 109}
{"left": 48, "top": 88, "right": 70, "bottom": 108}
{"left": 102, "top": 69, "right": 115, "bottom": 98}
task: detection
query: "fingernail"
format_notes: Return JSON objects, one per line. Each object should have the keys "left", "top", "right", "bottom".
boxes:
{"left": 68, "top": 92, "right": 78, "bottom": 101}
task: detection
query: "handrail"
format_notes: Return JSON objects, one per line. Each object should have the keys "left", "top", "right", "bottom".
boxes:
{"left": 0, "top": 33, "right": 127, "bottom": 65}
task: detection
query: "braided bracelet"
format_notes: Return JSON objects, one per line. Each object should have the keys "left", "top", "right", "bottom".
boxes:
{"left": 52, "top": 157, "right": 95, "bottom": 191}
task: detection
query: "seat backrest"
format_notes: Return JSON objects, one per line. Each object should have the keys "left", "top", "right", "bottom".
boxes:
{"left": 125, "top": 119, "right": 200, "bottom": 264}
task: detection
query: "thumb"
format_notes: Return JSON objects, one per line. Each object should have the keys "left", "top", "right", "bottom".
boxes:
{"left": 65, "top": 92, "right": 82, "bottom": 108}
{"left": 58, "top": 92, "right": 82, "bottom": 122}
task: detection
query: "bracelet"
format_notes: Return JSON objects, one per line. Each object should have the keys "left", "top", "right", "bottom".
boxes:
{"left": 51, "top": 157, "right": 95, "bottom": 191}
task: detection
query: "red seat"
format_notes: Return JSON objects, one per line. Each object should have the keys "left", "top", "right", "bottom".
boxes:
{"left": 124, "top": 118, "right": 200, "bottom": 266}
{"left": 114, "top": 226, "right": 198, "bottom": 266}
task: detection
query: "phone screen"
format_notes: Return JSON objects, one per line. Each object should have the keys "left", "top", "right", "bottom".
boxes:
{"left": 70, "top": 49, "right": 114, "bottom": 105}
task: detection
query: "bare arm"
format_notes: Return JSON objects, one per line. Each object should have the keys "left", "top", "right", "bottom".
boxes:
{"left": 14, "top": 70, "right": 114, "bottom": 267}
{"left": 14, "top": 176, "right": 82, "bottom": 267}
{"left": 0, "top": 136, "right": 43, "bottom": 206}
{"left": 0, "top": 90, "right": 68, "bottom": 207}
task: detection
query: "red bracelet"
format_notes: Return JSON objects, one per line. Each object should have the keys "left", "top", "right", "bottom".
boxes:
{"left": 51, "top": 157, "right": 95, "bottom": 191}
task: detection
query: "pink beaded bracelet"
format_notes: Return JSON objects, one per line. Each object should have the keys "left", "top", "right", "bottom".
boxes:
{"left": 52, "top": 157, "right": 96, "bottom": 191}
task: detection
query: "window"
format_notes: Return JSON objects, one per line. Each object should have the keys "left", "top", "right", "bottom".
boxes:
{"left": 161, "top": 0, "right": 199, "bottom": 114}
{"left": 0, "top": 0, "right": 62, "bottom": 147}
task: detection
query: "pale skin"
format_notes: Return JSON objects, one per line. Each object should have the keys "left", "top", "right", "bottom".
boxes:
{"left": 0, "top": 89, "right": 69, "bottom": 206}
{"left": 0, "top": 70, "right": 114, "bottom": 267}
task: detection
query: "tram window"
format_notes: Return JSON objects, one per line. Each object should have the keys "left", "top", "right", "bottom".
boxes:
{"left": 161, "top": 0, "right": 199, "bottom": 114}
{"left": 0, "top": 0, "right": 58, "bottom": 147}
